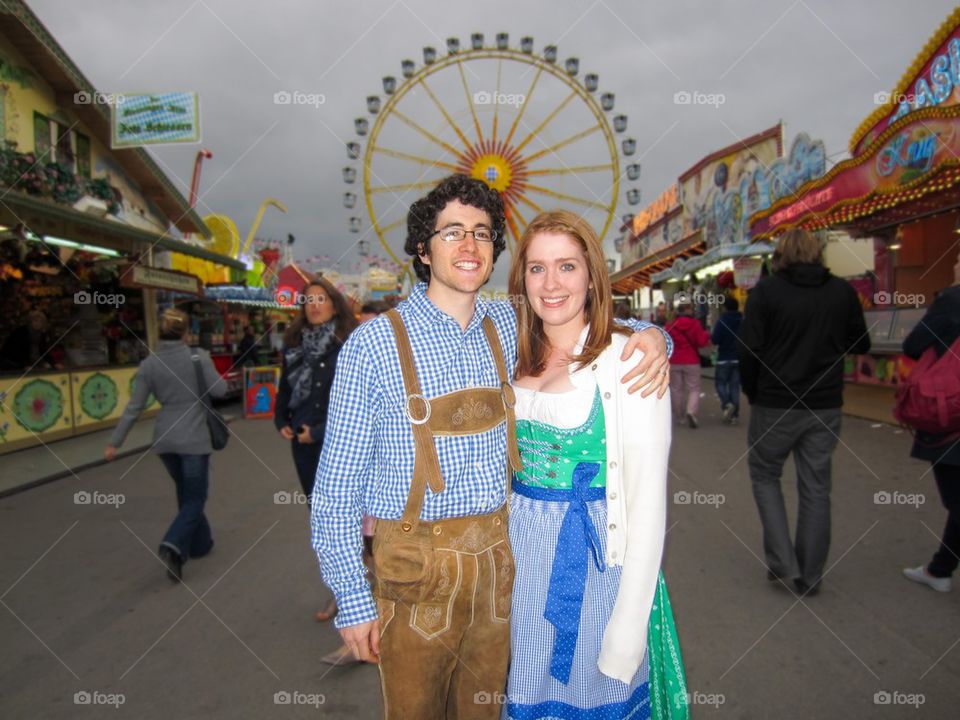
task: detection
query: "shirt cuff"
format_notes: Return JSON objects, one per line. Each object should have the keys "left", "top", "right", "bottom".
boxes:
{"left": 332, "top": 586, "right": 379, "bottom": 629}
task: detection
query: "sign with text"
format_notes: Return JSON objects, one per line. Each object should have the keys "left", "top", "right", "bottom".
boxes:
{"left": 752, "top": 112, "right": 960, "bottom": 237}
{"left": 111, "top": 92, "right": 200, "bottom": 147}
{"left": 854, "top": 16, "right": 960, "bottom": 155}
{"left": 119, "top": 264, "right": 202, "bottom": 295}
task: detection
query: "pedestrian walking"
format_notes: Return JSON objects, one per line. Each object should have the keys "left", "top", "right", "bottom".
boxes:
{"left": 711, "top": 296, "right": 743, "bottom": 425}
{"left": 739, "top": 228, "right": 870, "bottom": 596}
{"left": 665, "top": 303, "right": 710, "bottom": 428}
{"left": 505, "top": 210, "right": 688, "bottom": 719}
{"left": 105, "top": 308, "right": 226, "bottom": 582}
{"left": 900, "top": 256, "right": 960, "bottom": 593}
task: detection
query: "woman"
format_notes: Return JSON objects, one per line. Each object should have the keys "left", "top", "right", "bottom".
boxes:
{"left": 274, "top": 278, "right": 358, "bottom": 651}
{"left": 665, "top": 302, "right": 710, "bottom": 428}
{"left": 105, "top": 308, "right": 226, "bottom": 582}
{"left": 901, "top": 256, "right": 960, "bottom": 593}
{"left": 505, "top": 210, "right": 688, "bottom": 719}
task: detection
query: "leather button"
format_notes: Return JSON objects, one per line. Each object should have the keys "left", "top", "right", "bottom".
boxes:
{"left": 401, "top": 522, "right": 412, "bottom": 532}
{"left": 604, "top": 392, "right": 611, "bottom": 400}
{"left": 432, "top": 526, "right": 442, "bottom": 535}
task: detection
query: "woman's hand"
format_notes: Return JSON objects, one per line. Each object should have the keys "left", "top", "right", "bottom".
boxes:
{"left": 620, "top": 327, "right": 670, "bottom": 398}
{"left": 279, "top": 425, "right": 295, "bottom": 440}
{"left": 296, "top": 426, "right": 315, "bottom": 444}
{"left": 104, "top": 446, "right": 117, "bottom": 462}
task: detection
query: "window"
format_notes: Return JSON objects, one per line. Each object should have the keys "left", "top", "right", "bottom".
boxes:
{"left": 31, "top": 112, "right": 91, "bottom": 176}
{"left": 33, "top": 112, "right": 51, "bottom": 160}
{"left": 76, "top": 134, "right": 91, "bottom": 177}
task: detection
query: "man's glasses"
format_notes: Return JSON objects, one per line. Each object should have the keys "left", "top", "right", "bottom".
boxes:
{"left": 432, "top": 226, "right": 498, "bottom": 243}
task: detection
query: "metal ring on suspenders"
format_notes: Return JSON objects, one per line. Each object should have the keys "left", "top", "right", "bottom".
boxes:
{"left": 405, "top": 393, "right": 432, "bottom": 425}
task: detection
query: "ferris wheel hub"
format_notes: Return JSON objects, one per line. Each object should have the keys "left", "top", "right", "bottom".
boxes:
{"left": 470, "top": 153, "right": 514, "bottom": 192}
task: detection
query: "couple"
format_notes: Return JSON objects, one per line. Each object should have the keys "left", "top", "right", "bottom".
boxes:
{"left": 311, "top": 175, "right": 688, "bottom": 719}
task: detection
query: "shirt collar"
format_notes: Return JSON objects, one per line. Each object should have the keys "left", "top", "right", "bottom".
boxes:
{"left": 407, "top": 282, "right": 489, "bottom": 334}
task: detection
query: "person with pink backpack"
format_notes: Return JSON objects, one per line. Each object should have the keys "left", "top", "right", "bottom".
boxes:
{"left": 900, "top": 256, "right": 960, "bottom": 593}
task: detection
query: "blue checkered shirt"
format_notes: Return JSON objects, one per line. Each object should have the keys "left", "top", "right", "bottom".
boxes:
{"left": 310, "top": 282, "right": 668, "bottom": 628}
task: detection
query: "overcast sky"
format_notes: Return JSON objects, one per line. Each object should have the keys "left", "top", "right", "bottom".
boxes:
{"left": 27, "top": 0, "right": 958, "bottom": 289}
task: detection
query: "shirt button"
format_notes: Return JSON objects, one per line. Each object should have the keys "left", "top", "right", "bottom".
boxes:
{"left": 608, "top": 492, "right": 617, "bottom": 500}
{"left": 604, "top": 392, "right": 611, "bottom": 400}
{"left": 609, "top": 461, "right": 617, "bottom": 469}
{"left": 608, "top": 523, "right": 617, "bottom": 530}
{"left": 591, "top": 364, "right": 597, "bottom": 371}
{"left": 611, "top": 550, "right": 618, "bottom": 559}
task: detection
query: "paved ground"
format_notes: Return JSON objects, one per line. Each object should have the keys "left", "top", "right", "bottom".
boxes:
{"left": 1, "top": 392, "right": 958, "bottom": 719}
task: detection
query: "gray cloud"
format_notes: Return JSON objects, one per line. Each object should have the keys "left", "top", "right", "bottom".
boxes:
{"left": 28, "top": 0, "right": 957, "bottom": 289}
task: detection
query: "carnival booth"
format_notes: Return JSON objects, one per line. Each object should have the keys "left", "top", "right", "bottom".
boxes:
{"left": 748, "top": 8, "right": 960, "bottom": 421}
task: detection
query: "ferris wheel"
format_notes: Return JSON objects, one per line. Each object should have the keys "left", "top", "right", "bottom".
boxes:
{"left": 341, "top": 33, "right": 642, "bottom": 284}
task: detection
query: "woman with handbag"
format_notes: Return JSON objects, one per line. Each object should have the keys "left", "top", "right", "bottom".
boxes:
{"left": 505, "top": 211, "right": 688, "bottom": 719}
{"left": 105, "top": 308, "right": 226, "bottom": 582}
{"left": 274, "top": 278, "right": 358, "bottom": 646}
{"left": 901, "top": 257, "right": 960, "bottom": 593}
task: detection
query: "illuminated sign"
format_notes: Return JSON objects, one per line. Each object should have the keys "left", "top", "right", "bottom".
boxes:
{"left": 632, "top": 184, "right": 679, "bottom": 236}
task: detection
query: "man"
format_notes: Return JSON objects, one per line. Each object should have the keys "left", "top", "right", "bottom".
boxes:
{"left": 311, "top": 175, "right": 671, "bottom": 719}
{"left": 711, "top": 296, "right": 743, "bottom": 425}
{"left": 739, "top": 228, "right": 870, "bottom": 597}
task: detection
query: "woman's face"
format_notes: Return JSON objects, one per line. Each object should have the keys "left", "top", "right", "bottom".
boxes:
{"left": 304, "top": 285, "right": 334, "bottom": 325}
{"left": 523, "top": 231, "right": 591, "bottom": 333}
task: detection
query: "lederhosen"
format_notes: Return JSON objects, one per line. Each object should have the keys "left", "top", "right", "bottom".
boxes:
{"left": 373, "top": 309, "right": 522, "bottom": 720}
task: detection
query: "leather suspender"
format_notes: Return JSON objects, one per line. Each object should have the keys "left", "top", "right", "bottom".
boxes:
{"left": 386, "top": 309, "right": 521, "bottom": 527}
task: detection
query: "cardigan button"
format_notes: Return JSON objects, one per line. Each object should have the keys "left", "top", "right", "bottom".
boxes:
{"left": 604, "top": 392, "right": 611, "bottom": 400}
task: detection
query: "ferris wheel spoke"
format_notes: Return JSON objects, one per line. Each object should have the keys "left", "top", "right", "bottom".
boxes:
{"left": 524, "top": 183, "right": 608, "bottom": 211}
{"left": 514, "top": 90, "right": 577, "bottom": 154}
{"left": 503, "top": 65, "right": 543, "bottom": 149}
{"left": 390, "top": 110, "right": 465, "bottom": 159}
{"left": 524, "top": 125, "right": 603, "bottom": 164}
{"left": 370, "top": 179, "right": 444, "bottom": 195}
{"left": 514, "top": 192, "right": 543, "bottom": 214}
{"left": 378, "top": 216, "right": 407, "bottom": 235}
{"left": 419, "top": 77, "right": 474, "bottom": 150}
{"left": 504, "top": 210, "right": 523, "bottom": 254}
{"left": 508, "top": 199, "right": 530, "bottom": 229}
{"left": 456, "top": 60, "right": 485, "bottom": 145}
{"left": 492, "top": 58, "right": 503, "bottom": 144}
{"left": 372, "top": 146, "right": 461, "bottom": 171}
{"left": 526, "top": 163, "right": 614, "bottom": 176}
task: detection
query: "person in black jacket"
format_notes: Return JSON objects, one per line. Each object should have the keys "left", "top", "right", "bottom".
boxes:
{"left": 901, "top": 258, "right": 960, "bottom": 594}
{"left": 711, "top": 296, "right": 743, "bottom": 424}
{"left": 739, "top": 228, "right": 870, "bottom": 596}
{"left": 275, "top": 277, "right": 357, "bottom": 628}
{"left": 276, "top": 277, "right": 358, "bottom": 498}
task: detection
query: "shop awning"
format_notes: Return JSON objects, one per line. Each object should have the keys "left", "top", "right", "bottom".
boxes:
{"left": 611, "top": 232, "right": 705, "bottom": 293}
{"left": 749, "top": 105, "right": 960, "bottom": 240}
{"left": 0, "top": 192, "right": 245, "bottom": 270}
{"left": 650, "top": 241, "right": 775, "bottom": 284}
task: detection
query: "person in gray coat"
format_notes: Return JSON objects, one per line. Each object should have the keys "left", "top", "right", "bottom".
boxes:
{"left": 105, "top": 308, "right": 226, "bottom": 582}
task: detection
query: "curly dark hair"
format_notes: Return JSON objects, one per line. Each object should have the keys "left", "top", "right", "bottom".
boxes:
{"left": 404, "top": 174, "right": 507, "bottom": 283}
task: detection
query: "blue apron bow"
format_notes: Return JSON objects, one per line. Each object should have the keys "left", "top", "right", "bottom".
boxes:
{"left": 541, "top": 461, "right": 605, "bottom": 684}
